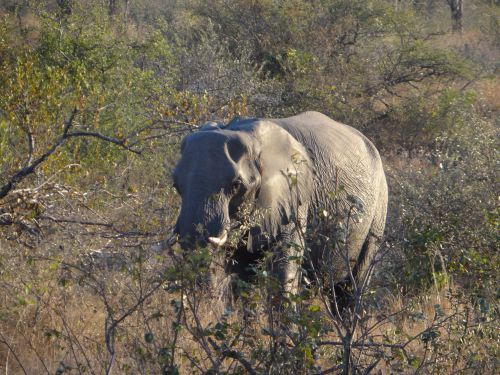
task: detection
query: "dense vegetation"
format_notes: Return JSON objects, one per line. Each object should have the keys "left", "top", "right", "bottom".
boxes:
{"left": 0, "top": 1, "right": 498, "bottom": 373}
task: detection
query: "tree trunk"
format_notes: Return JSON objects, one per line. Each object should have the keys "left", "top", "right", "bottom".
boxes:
{"left": 447, "top": 0, "right": 464, "bottom": 33}
{"left": 109, "top": 0, "right": 118, "bottom": 16}
{"left": 124, "top": 0, "right": 130, "bottom": 19}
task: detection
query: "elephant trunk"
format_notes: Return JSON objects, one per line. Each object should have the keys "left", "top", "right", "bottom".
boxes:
{"left": 175, "top": 193, "right": 230, "bottom": 248}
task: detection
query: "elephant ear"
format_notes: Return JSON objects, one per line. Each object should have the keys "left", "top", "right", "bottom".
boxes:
{"left": 250, "top": 121, "right": 313, "bottom": 244}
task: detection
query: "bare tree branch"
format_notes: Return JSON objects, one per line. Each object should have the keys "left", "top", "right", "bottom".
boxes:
{"left": 0, "top": 109, "right": 78, "bottom": 200}
{"left": 25, "top": 127, "right": 35, "bottom": 167}
{"left": 66, "top": 131, "right": 141, "bottom": 154}
{"left": 207, "top": 337, "right": 257, "bottom": 375}
{"left": 0, "top": 108, "right": 148, "bottom": 201}
{"left": 37, "top": 215, "right": 113, "bottom": 227}
{"left": 0, "top": 331, "right": 29, "bottom": 375}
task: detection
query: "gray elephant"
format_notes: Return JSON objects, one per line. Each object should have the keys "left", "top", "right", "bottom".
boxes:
{"left": 172, "top": 111, "right": 387, "bottom": 305}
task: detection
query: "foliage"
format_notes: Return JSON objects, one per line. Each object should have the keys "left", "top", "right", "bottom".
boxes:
{"left": 387, "top": 97, "right": 498, "bottom": 299}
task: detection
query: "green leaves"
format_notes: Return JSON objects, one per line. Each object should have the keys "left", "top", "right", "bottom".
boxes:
{"left": 420, "top": 328, "right": 441, "bottom": 344}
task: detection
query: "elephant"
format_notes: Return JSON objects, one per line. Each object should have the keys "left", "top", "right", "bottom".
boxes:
{"left": 171, "top": 111, "right": 387, "bottom": 306}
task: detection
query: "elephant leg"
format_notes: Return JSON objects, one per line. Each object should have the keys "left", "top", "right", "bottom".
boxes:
{"left": 353, "top": 195, "right": 386, "bottom": 292}
{"left": 352, "top": 178, "right": 388, "bottom": 291}
{"left": 328, "top": 230, "right": 381, "bottom": 314}
{"left": 272, "top": 213, "right": 307, "bottom": 297}
{"left": 276, "top": 232, "right": 304, "bottom": 296}
{"left": 206, "top": 249, "right": 233, "bottom": 307}
{"left": 351, "top": 231, "right": 384, "bottom": 299}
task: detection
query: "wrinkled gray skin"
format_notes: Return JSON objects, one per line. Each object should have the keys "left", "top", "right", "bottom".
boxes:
{"left": 172, "top": 111, "right": 387, "bottom": 299}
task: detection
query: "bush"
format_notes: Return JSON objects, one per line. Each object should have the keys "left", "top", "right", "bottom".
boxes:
{"left": 386, "top": 95, "right": 498, "bottom": 300}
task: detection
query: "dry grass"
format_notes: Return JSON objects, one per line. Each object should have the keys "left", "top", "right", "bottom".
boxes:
{"left": 474, "top": 77, "right": 500, "bottom": 112}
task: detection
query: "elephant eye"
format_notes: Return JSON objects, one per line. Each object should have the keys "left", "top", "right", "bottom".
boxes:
{"left": 231, "top": 179, "right": 243, "bottom": 193}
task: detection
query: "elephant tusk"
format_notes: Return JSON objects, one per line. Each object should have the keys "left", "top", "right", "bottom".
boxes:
{"left": 208, "top": 230, "right": 228, "bottom": 247}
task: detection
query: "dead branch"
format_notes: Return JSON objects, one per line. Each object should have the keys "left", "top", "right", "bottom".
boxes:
{"left": 207, "top": 337, "right": 257, "bottom": 375}
{"left": 37, "top": 215, "right": 113, "bottom": 227}
{"left": 65, "top": 131, "right": 141, "bottom": 154}
{"left": 0, "top": 108, "right": 150, "bottom": 201}
{"left": 0, "top": 331, "right": 29, "bottom": 375}
{"left": 0, "top": 109, "right": 78, "bottom": 200}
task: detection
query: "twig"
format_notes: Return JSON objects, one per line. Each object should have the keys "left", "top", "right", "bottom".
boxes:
{"left": 206, "top": 337, "right": 257, "bottom": 375}
{"left": 311, "top": 364, "right": 343, "bottom": 375}
{"left": 37, "top": 215, "right": 113, "bottom": 227}
{"left": 66, "top": 131, "right": 141, "bottom": 154}
{"left": 317, "top": 340, "right": 408, "bottom": 349}
{"left": 182, "top": 284, "right": 217, "bottom": 368}
{"left": 169, "top": 289, "right": 185, "bottom": 370}
{"left": 0, "top": 331, "right": 29, "bottom": 375}
{"left": 103, "top": 279, "right": 168, "bottom": 373}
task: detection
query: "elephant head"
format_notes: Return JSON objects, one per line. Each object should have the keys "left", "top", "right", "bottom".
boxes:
{"left": 172, "top": 119, "right": 313, "bottom": 251}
